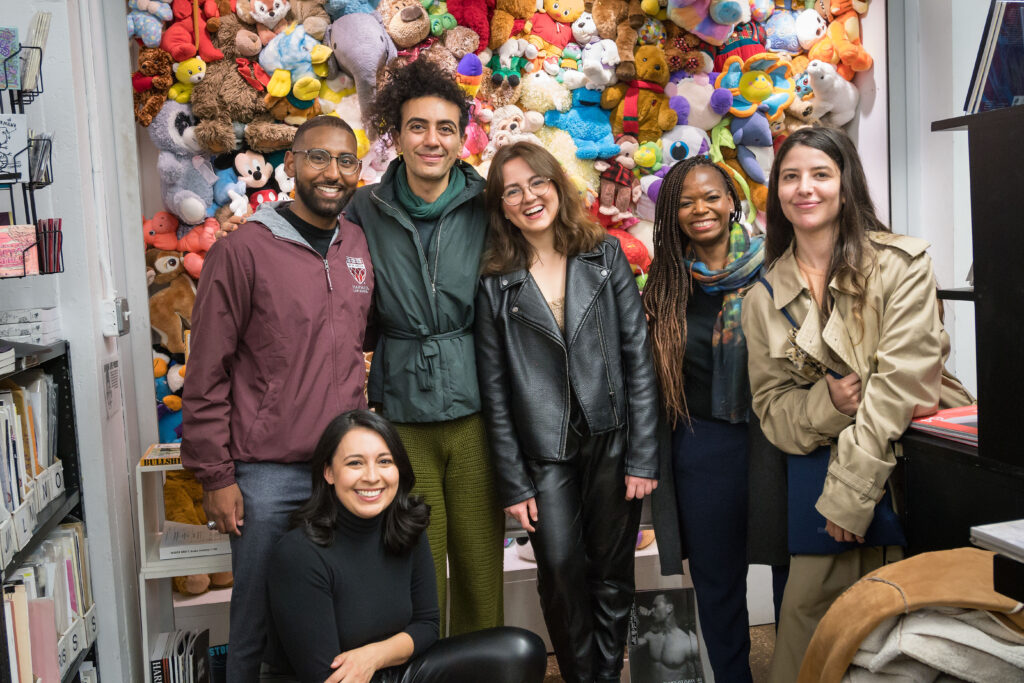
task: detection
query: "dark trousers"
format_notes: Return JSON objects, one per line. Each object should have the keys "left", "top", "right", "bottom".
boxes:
{"left": 259, "top": 627, "right": 547, "bottom": 683}
{"left": 672, "top": 417, "right": 753, "bottom": 683}
{"left": 527, "top": 426, "right": 642, "bottom": 683}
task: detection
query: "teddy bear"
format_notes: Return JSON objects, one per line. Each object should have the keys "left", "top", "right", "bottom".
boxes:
{"left": 518, "top": 69, "right": 572, "bottom": 113}
{"left": 489, "top": 0, "right": 537, "bottom": 51}
{"left": 580, "top": 37, "right": 620, "bottom": 90}
{"left": 144, "top": 211, "right": 182, "bottom": 251}
{"left": 161, "top": 0, "right": 225, "bottom": 63}
{"left": 167, "top": 57, "right": 207, "bottom": 103}
{"left": 328, "top": 13, "right": 398, "bottom": 124}
{"left": 804, "top": 58, "right": 857, "bottom": 126}
{"left": 260, "top": 22, "right": 334, "bottom": 100}
{"left": 594, "top": 136, "right": 641, "bottom": 222}
{"left": 478, "top": 65, "right": 525, "bottom": 110}
{"left": 133, "top": 47, "right": 176, "bottom": 127}
{"left": 150, "top": 102, "right": 217, "bottom": 225}
{"left": 544, "top": 87, "right": 620, "bottom": 159}
{"left": 190, "top": 12, "right": 296, "bottom": 153}
{"left": 264, "top": 92, "right": 324, "bottom": 124}
{"left": 377, "top": 0, "right": 432, "bottom": 48}
{"left": 592, "top": 0, "right": 644, "bottom": 81}
{"left": 289, "top": 0, "right": 331, "bottom": 38}
{"left": 665, "top": 0, "right": 748, "bottom": 46}
{"left": 601, "top": 44, "right": 677, "bottom": 143}
{"left": 447, "top": 0, "right": 494, "bottom": 52}
{"left": 164, "top": 469, "right": 234, "bottom": 595}
{"left": 127, "top": 0, "right": 174, "bottom": 48}
{"left": 662, "top": 22, "right": 712, "bottom": 74}
{"left": 480, "top": 105, "right": 545, "bottom": 161}
{"left": 146, "top": 248, "right": 197, "bottom": 355}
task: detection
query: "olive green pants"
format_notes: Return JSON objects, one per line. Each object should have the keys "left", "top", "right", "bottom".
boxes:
{"left": 769, "top": 546, "right": 904, "bottom": 683}
{"left": 394, "top": 414, "right": 504, "bottom": 636}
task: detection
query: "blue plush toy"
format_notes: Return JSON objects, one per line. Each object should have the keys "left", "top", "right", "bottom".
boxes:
{"left": 324, "top": 0, "right": 382, "bottom": 20}
{"left": 126, "top": 0, "right": 173, "bottom": 48}
{"left": 728, "top": 112, "right": 773, "bottom": 185}
{"left": 544, "top": 88, "right": 620, "bottom": 160}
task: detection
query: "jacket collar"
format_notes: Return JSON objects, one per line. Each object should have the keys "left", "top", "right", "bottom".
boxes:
{"left": 371, "top": 157, "right": 485, "bottom": 219}
{"left": 251, "top": 200, "right": 340, "bottom": 249}
{"left": 502, "top": 240, "right": 611, "bottom": 347}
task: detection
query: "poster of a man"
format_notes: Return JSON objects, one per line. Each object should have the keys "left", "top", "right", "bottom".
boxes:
{"left": 628, "top": 589, "right": 705, "bottom": 683}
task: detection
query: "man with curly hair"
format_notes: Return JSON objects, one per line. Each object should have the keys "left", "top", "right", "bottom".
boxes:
{"left": 344, "top": 59, "right": 504, "bottom": 636}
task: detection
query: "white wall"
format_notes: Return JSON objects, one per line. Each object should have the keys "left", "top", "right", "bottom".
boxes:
{"left": 888, "top": 0, "right": 985, "bottom": 396}
{"left": 1, "top": 1, "right": 156, "bottom": 681}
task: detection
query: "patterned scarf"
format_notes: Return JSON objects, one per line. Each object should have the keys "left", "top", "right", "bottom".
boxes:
{"left": 682, "top": 222, "right": 765, "bottom": 423}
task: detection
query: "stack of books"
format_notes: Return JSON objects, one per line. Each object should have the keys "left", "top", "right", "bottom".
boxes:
{"left": 0, "top": 307, "right": 60, "bottom": 345}
{"left": 0, "top": 344, "right": 12, "bottom": 376}
{"left": 1, "top": 369, "right": 59, "bottom": 513}
{"left": 909, "top": 405, "right": 979, "bottom": 446}
{"left": 149, "top": 629, "right": 210, "bottom": 683}
{"left": 4, "top": 520, "right": 95, "bottom": 682}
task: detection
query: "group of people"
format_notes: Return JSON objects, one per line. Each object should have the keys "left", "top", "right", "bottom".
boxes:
{"left": 180, "top": 59, "right": 971, "bottom": 683}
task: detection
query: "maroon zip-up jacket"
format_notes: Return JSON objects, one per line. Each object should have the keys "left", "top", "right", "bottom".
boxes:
{"left": 181, "top": 203, "right": 374, "bottom": 490}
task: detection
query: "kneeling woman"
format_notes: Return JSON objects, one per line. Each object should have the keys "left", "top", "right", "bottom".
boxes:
{"left": 266, "top": 410, "right": 546, "bottom": 683}
{"left": 475, "top": 141, "right": 660, "bottom": 683}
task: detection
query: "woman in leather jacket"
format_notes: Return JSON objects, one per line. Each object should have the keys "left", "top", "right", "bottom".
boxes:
{"left": 474, "top": 142, "right": 660, "bottom": 683}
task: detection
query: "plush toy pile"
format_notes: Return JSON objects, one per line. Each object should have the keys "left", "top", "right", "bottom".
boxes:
{"left": 131, "top": 0, "right": 873, "bottom": 590}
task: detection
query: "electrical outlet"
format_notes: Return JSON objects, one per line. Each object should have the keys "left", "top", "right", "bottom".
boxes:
{"left": 101, "top": 296, "right": 131, "bottom": 337}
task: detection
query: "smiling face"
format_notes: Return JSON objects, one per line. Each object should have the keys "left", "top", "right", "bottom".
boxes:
{"left": 677, "top": 166, "right": 734, "bottom": 251}
{"left": 394, "top": 96, "right": 465, "bottom": 196}
{"left": 284, "top": 124, "right": 359, "bottom": 229}
{"left": 501, "top": 156, "right": 560, "bottom": 240}
{"left": 324, "top": 427, "right": 400, "bottom": 520}
{"left": 776, "top": 143, "right": 842, "bottom": 239}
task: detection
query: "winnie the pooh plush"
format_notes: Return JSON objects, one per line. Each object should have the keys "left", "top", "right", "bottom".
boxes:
{"left": 164, "top": 469, "right": 234, "bottom": 595}
{"left": 601, "top": 44, "right": 677, "bottom": 143}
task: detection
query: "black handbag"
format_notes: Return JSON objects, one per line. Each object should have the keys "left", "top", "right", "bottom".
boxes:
{"left": 756, "top": 277, "right": 907, "bottom": 555}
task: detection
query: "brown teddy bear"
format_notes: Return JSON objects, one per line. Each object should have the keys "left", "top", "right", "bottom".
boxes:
{"left": 377, "top": 0, "right": 432, "bottom": 48}
{"left": 190, "top": 11, "right": 297, "bottom": 153}
{"left": 133, "top": 47, "right": 176, "bottom": 127}
{"left": 663, "top": 23, "right": 712, "bottom": 74}
{"left": 601, "top": 44, "right": 677, "bottom": 143}
{"left": 146, "top": 249, "right": 196, "bottom": 355}
{"left": 164, "top": 469, "right": 234, "bottom": 595}
{"left": 264, "top": 92, "right": 323, "bottom": 124}
{"left": 489, "top": 0, "right": 536, "bottom": 51}
{"left": 478, "top": 65, "right": 525, "bottom": 109}
{"left": 592, "top": 0, "right": 645, "bottom": 81}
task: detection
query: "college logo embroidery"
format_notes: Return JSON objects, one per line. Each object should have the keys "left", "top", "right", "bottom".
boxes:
{"left": 346, "top": 256, "right": 367, "bottom": 285}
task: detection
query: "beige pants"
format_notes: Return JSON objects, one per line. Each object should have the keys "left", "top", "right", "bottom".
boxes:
{"left": 769, "top": 546, "right": 904, "bottom": 683}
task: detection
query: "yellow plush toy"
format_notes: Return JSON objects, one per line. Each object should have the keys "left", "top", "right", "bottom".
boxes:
{"left": 164, "top": 469, "right": 234, "bottom": 595}
{"left": 167, "top": 57, "right": 207, "bottom": 103}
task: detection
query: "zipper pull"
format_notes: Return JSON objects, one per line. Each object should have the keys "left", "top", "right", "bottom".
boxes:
{"left": 324, "top": 259, "right": 333, "bottom": 291}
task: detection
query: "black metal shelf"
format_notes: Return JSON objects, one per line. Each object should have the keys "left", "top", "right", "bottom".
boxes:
{"left": 937, "top": 287, "right": 975, "bottom": 302}
{"left": 0, "top": 340, "right": 67, "bottom": 382}
{"left": 2, "top": 491, "right": 81, "bottom": 581}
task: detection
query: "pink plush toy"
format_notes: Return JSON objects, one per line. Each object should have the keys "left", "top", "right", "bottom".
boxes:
{"left": 144, "top": 211, "right": 181, "bottom": 250}
{"left": 176, "top": 217, "right": 218, "bottom": 278}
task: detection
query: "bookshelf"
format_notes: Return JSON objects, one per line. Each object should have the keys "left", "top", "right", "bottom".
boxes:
{"left": 135, "top": 451, "right": 230, "bottom": 683}
{"left": 0, "top": 341, "right": 98, "bottom": 682}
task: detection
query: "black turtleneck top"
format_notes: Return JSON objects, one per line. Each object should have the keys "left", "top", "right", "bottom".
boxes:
{"left": 266, "top": 502, "right": 439, "bottom": 683}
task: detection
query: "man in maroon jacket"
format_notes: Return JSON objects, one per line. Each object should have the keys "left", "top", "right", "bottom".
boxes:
{"left": 181, "top": 116, "right": 373, "bottom": 683}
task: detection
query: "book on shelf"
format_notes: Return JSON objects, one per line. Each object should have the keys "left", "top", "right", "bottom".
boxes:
{"left": 151, "top": 629, "right": 211, "bottom": 683}
{"left": 142, "top": 442, "right": 183, "bottom": 468}
{"left": 0, "top": 224, "right": 39, "bottom": 278}
{"left": 965, "top": 0, "right": 1024, "bottom": 114}
{"left": 0, "top": 307, "right": 58, "bottom": 325}
{"left": 159, "top": 521, "right": 230, "bottom": 560}
{"left": 19, "top": 12, "right": 51, "bottom": 93}
{"left": 0, "top": 114, "right": 29, "bottom": 184}
{"left": 0, "top": 343, "right": 13, "bottom": 375}
{"left": 909, "top": 404, "right": 979, "bottom": 446}
{"left": 4, "top": 522, "right": 94, "bottom": 682}
{"left": 971, "top": 518, "right": 1024, "bottom": 564}
{"left": 0, "top": 372, "right": 58, "bottom": 512}
{"left": 0, "top": 26, "right": 19, "bottom": 91}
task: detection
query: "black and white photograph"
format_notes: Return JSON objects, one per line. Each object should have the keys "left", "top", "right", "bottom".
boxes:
{"left": 628, "top": 588, "right": 706, "bottom": 683}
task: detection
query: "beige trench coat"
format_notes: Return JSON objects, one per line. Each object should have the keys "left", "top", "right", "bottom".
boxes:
{"left": 741, "top": 232, "right": 972, "bottom": 536}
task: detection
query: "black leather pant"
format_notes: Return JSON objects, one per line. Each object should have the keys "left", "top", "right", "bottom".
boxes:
{"left": 261, "top": 627, "right": 546, "bottom": 683}
{"left": 526, "top": 425, "right": 642, "bottom": 683}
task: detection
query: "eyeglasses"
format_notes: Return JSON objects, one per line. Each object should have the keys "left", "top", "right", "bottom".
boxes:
{"left": 502, "top": 177, "right": 552, "bottom": 206}
{"left": 293, "top": 149, "right": 362, "bottom": 175}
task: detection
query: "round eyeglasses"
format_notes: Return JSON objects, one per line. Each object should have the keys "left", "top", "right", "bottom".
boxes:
{"left": 293, "top": 149, "right": 362, "bottom": 175}
{"left": 502, "top": 177, "right": 552, "bottom": 206}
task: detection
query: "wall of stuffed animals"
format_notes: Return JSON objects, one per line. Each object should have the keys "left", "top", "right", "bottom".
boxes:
{"left": 132, "top": 0, "right": 890, "bottom": 446}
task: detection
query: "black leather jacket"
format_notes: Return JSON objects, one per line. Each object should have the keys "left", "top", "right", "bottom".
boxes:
{"left": 475, "top": 237, "right": 660, "bottom": 507}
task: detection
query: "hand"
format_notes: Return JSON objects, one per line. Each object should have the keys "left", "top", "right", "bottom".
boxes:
{"left": 826, "top": 373, "right": 861, "bottom": 417}
{"left": 505, "top": 497, "right": 538, "bottom": 533}
{"left": 325, "top": 643, "right": 381, "bottom": 683}
{"left": 203, "top": 484, "right": 245, "bottom": 536}
{"left": 625, "top": 475, "right": 657, "bottom": 500}
{"left": 825, "top": 519, "right": 864, "bottom": 544}
{"left": 215, "top": 214, "right": 245, "bottom": 240}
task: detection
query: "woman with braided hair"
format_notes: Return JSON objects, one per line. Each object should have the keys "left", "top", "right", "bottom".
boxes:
{"left": 642, "top": 155, "right": 764, "bottom": 683}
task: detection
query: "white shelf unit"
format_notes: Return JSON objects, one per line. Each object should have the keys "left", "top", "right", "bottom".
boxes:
{"left": 136, "top": 456, "right": 231, "bottom": 683}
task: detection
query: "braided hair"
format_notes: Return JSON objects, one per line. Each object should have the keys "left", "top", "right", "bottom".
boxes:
{"left": 641, "top": 156, "right": 742, "bottom": 428}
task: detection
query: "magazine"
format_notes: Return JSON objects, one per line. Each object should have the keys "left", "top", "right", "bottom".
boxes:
{"left": 909, "top": 404, "right": 978, "bottom": 446}
{"left": 965, "top": 0, "right": 1024, "bottom": 113}
{"left": 628, "top": 588, "right": 706, "bottom": 683}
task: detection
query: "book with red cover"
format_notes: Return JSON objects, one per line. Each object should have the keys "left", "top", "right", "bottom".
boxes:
{"left": 27, "top": 598, "right": 59, "bottom": 683}
{"left": 910, "top": 404, "right": 979, "bottom": 444}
